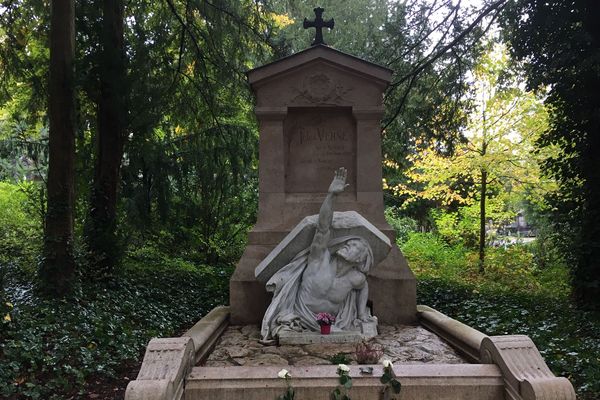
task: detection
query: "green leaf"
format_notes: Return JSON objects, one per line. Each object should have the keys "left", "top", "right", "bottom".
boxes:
{"left": 380, "top": 373, "right": 391, "bottom": 384}
{"left": 331, "top": 387, "right": 341, "bottom": 400}
{"left": 391, "top": 380, "right": 402, "bottom": 394}
{"left": 340, "top": 375, "right": 349, "bottom": 385}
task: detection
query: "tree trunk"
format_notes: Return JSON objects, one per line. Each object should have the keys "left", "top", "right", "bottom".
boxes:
{"left": 86, "top": 0, "right": 126, "bottom": 274}
{"left": 40, "top": 0, "right": 76, "bottom": 295}
{"left": 479, "top": 169, "right": 487, "bottom": 273}
{"left": 574, "top": 0, "right": 600, "bottom": 306}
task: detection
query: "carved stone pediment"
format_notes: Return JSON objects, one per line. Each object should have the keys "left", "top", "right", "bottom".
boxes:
{"left": 248, "top": 45, "right": 392, "bottom": 108}
{"left": 248, "top": 44, "right": 392, "bottom": 86}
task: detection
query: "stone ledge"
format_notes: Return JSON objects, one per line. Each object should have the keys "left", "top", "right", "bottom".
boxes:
{"left": 186, "top": 364, "right": 504, "bottom": 400}
{"left": 417, "top": 304, "right": 487, "bottom": 362}
{"left": 183, "top": 306, "right": 230, "bottom": 364}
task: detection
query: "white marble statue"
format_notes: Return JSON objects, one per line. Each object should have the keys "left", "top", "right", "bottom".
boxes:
{"left": 261, "top": 168, "right": 377, "bottom": 340}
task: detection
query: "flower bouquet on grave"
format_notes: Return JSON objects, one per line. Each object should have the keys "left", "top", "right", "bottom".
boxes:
{"left": 316, "top": 312, "right": 336, "bottom": 334}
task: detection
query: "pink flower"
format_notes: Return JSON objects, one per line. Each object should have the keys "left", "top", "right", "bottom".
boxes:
{"left": 316, "top": 312, "right": 336, "bottom": 326}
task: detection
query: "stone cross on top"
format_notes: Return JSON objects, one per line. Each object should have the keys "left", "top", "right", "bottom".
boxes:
{"left": 303, "top": 7, "right": 334, "bottom": 46}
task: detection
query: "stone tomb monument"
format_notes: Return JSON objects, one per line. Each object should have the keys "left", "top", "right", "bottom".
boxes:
{"left": 230, "top": 43, "right": 417, "bottom": 327}
{"left": 125, "top": 15, "right": 577, "bottom": 399}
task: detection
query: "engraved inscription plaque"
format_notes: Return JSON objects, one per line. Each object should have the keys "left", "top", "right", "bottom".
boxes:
{"left": 284, "top": 108, "right": 356, "bottom": 193}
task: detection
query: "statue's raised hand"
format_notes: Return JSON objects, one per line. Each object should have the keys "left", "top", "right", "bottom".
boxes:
{"left": 328, "top": 167, "right": 349, "bottom": 194}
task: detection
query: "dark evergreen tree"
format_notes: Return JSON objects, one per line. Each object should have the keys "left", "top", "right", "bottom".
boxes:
{"left": 85, "top": 0, "right": 127, "bottom": 274}
{"left": 502, "top": 0, "right": 600, "bottom": 307}
{"left": 40, "top": 0, "right": 76, "bottom": 295}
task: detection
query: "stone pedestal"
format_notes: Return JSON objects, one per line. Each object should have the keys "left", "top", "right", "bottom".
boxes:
{"left": 230, "top": 45, "right": 416, "bottom": 325}
{"left": 279, "top": 331, "right": 363, "bottom": 345}
{"left": 277, "top": 320, "right": 377, "bottom": 345}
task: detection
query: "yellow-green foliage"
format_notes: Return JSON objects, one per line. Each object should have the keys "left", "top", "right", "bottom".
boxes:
{"left": 401, "top": 232, "right": 467, "bottom": 273}
{"left": 464, "top": 246, "right": 539, "bottom": 293}
{"left": 0, "top": 181, "right": 42, "bottom": 270}
{"left": 389, "top": 44, "right": 554, "bottom": 238}
{"left": 403, "top": 232, "right": 570, "bottom": 299}
{"left": 0, "top": 181, "right": 30, "bottom": 227}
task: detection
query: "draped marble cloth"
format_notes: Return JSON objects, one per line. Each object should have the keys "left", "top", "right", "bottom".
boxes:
{"left": 261, "top": 236, "right": 374, "bottom": 340}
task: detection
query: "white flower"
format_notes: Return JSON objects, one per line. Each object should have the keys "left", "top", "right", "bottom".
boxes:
{"left": 382, "top": 359, "right": 393, "bottom": 368}
{"left": 338, "top": 364, "right": 350, "bottom": 372}
{"left": 278, "top": 369, "right": 290, "bottom": 379}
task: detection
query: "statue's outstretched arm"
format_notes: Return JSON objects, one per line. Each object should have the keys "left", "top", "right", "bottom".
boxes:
{"left": 308, "top": 167, "right": 348, "bottom": 264}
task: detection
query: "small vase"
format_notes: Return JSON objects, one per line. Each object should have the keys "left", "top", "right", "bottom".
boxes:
{"left": 320, "top": 324, "right": 331, "bottom": 335}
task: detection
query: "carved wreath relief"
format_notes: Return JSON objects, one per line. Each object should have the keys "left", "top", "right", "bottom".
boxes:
{"left": 292, "top": 72, "right": 352, "bottom": 105}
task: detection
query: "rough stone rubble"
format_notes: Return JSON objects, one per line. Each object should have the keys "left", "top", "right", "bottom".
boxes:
{"left": 202, "top": 325, "right": 468, "bottom": 367}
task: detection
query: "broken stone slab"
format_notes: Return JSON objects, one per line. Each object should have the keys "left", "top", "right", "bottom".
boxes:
{"left": 241, "top": 325, "right": 261, "bottom": 338}
{"left": 293, "top": 355, "right": 332, "bottom": 366}
{"left": 233, "top": 353, "right": 289, "bottom": 366}
{"left": 225, "top": 346, "right": 252, "bottom": 359}
{"left": 204, "top": 323, "right": 469, "bottom": 368}
{"left": 255, "top": 211, "right": 391, "bottom": 283}
{"left": 262, "top": 345, "right": 309, "bottom": 357}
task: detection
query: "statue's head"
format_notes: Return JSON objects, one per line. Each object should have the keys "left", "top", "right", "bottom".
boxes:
{"left": 335, "top": 238, "right": 373, "bottom": 273}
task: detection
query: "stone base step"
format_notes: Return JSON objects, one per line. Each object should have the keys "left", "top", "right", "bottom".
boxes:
{"left": 185, "top": 364, "right": 504, "bottom": 400}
